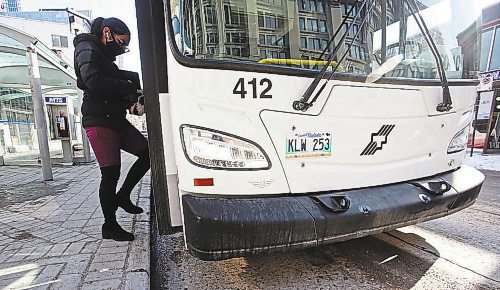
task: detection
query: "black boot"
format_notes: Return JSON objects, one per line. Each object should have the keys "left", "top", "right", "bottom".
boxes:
{"left": 102, "top": 222, "right": 134, "bottom": 241}
{"left": 117, "top": 148, "right": 150, "bottom": 214}
{"left": 99, "top": 166, "right": 134, "bottom": 241}
{"left": 117, "top": 191, "right": 143, "bottom": 214}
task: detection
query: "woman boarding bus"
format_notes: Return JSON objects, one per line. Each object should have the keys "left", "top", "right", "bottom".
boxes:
{"left": 136, "top": 0, "right": 485, "bottom": 260}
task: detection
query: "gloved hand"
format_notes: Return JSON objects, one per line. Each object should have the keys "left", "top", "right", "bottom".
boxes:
{"left": 124, "top": 88, "right": 143, "bottom": 106}
{"left": 129, "top": 95, "right": 145, "bottom": 116}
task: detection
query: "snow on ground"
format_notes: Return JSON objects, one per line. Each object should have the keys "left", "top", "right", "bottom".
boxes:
{"left": 464, "top": 150, "right": 500, "bottom": 171}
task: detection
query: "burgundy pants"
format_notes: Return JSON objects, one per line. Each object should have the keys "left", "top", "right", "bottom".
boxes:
{"left": 85, "top": 123, "right": 150, "bottom": 225}
{"left": 85, "top": 124, "right": 148, "bottom": 167}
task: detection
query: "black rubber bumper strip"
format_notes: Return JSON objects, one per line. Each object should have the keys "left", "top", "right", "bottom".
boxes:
{"left": 182, "top": 165, "right": 484, "bottom": 260}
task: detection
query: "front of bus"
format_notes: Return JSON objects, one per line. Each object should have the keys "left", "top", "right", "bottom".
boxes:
{"left": 162, "top": 0, "right": 485, "bottom": 260}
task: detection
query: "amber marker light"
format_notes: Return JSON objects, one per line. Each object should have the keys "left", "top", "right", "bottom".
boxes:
{"left": 194, "top": 178, "right": 214, "bottom": 186}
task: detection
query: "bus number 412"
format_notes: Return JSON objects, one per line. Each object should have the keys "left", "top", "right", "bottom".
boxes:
{"left": 233, "top": 78, "right": 272, "bottom": 99}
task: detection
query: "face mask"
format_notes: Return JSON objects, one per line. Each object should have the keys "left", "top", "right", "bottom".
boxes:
{"left": 105, "top": 32, "right": 129, "bottom": 57}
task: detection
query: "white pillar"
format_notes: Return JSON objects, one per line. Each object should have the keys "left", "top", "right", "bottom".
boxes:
{"left": 27, "top": 45, "right": 53, "bottom": 181}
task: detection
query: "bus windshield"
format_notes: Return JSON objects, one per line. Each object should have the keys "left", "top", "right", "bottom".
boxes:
{"left": 170, "top": 0, "right": 481, "bottom": 80}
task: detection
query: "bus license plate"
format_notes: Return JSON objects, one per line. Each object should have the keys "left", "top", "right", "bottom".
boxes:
{"left": 286, "top": 131, "right": 332, "bottom": 158}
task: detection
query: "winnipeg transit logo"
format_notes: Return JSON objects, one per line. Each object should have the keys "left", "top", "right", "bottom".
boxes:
{"left": 360, "top": 125, "right": 396, "bottom": 156}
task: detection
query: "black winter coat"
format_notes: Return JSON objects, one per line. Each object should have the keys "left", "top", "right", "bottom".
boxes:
{"left": 73, "top": 34, "right": 140, "bottom": 130}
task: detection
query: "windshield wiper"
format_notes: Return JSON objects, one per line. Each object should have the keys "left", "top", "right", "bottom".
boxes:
{"left": 405, "top": 0, "right": 452, "bottom": 112}
{"left": 294, "top": 0, "right": 452, "bottom": 113}
{"left": 293, "top": 0, "right": 373, "bottom": 112}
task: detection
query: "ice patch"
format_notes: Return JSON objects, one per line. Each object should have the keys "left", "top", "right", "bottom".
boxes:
{"left": 464, "top": 150, "right": 500, "bottom": 171}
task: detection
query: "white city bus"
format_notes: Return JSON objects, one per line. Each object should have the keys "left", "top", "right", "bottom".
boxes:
{"left": 136, "top": 0, "right": 485, "bottom": 260}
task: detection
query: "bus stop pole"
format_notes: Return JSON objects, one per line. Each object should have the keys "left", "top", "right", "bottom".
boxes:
{"left": 27, "top": 45, "right": 53, "bottom": 181}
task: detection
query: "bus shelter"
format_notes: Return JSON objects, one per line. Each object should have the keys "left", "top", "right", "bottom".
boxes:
{"left": 0, "top": 23, "right": 90, "bottom": 179}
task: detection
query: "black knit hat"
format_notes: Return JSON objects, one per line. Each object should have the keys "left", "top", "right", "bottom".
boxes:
{"left": 90, "top": 17, "right": 130, "bottom": 37}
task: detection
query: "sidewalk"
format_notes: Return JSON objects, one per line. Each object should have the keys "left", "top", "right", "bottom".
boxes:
{"left": 464, "top": 149, "right": 500, "bottom": 171}
{"left": 0, "top": 153, "right": 150, "bottom": 290}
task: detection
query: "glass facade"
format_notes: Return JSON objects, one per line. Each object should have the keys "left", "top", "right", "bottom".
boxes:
{"left": 0, "top": 88, "right": 36, "bottom": 157}
{"left": 5, "top": 0, "right": 21, "bottom": 12}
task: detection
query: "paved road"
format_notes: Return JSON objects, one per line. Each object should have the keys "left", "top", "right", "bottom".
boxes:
{"left": 152, "top": 170, "right": 500, "bottom": 289}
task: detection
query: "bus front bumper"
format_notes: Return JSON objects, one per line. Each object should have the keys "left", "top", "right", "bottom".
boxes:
{"left": 182, "top": 165, "right": 484, "bottom": 261}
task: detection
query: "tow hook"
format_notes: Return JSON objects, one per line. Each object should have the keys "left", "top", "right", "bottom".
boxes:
{"left": 311, "top": 194, "right": 351, "bottom": 213}
{"left": 410, "top": 179, "right": 452, "bottom": 195}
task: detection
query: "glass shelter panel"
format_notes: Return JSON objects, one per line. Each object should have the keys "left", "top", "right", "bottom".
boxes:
{"left": 0, "top": 32, "right": 81, "bottom": 165}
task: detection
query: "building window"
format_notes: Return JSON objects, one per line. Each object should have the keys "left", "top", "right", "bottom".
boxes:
{"left": 207, "top": 46, "right": 217, "bottom": 54}
{"left": 206, "top": 33, "right": 218, "bottom": 44}
{"left": 204, "top": 6, "right": 217, "bottom": 25}
{"left": 309, "top": 38, "right": 321, "bottom": 50}
{"left": 319, "top": 20, "right": 327, "bottom": 33}
{"left": 269, "top": 51, "right": 279, "bottom": 58}
{"left": 227, "top": 32, "right": 246, "bottom": 44}
{"left": 309, "top": 0, "right": 317, "bottom": 12}
{"left": 259, "top": 34, "right": 284, "bottom": 46}
{"left": 318, "top": 0, "right": 324, "bottom": 13}
{"left": 300, "top": 37, "right": 307, "bottom": 49}
{"left": 299, "top": 0, "right": 324, "bottom": 12}
{"left": 260, "top": 49, "right": 267, "bottom": 59}
{"left": 307, "top": 19, "right": 318, "bottom": 32}
{"left": 232, "top": 47, "right": 241, "bottom": 56}
{"left": 352, "top": 24, "right": 359, "bottom": 37}
{"left": 266, "top": 15, "right": 277, "bottom": 29}
{"left": 299, "top": 18, "right": 306, "bottom": 31}
{"left": 224, "top": 4, "right": 245, "bottom": 26}
{"left": 259, "top": 34, "right": 266, "bottom": 45}
{"left": 277, "top": 37, "right": 284, "bottom": 47}
{"left": 51, "top": 35, "right": 68, "bottom": 48}
{"left": 344, "top": 3, "right": 358, "bottom": 15}
{"left": 258, "top": 12, "right": 264, "bottom": 27}
{"left": 321, "top": 39, "right": 328, "bottom": 52}
{"left": 231, "top": 33, "right": 240, "bottom": 43}
{"left": 261, "top": 0, "right": 282, "bottom": 5}
{"left": 343, "top": 23, "right": 350, "bottom": 36}
{"left": 266, "top": 35, "right": 277, "bottom": 45}
{"left": 259, "top": 13, "right": 283, "bottom": 29}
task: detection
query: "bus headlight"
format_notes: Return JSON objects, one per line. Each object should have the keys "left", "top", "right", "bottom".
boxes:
{"left": 180, "top": 125, "right": 271, "bottom": 170}
{"left": 447, "top": 127, "right": 468, "bottom": 154}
